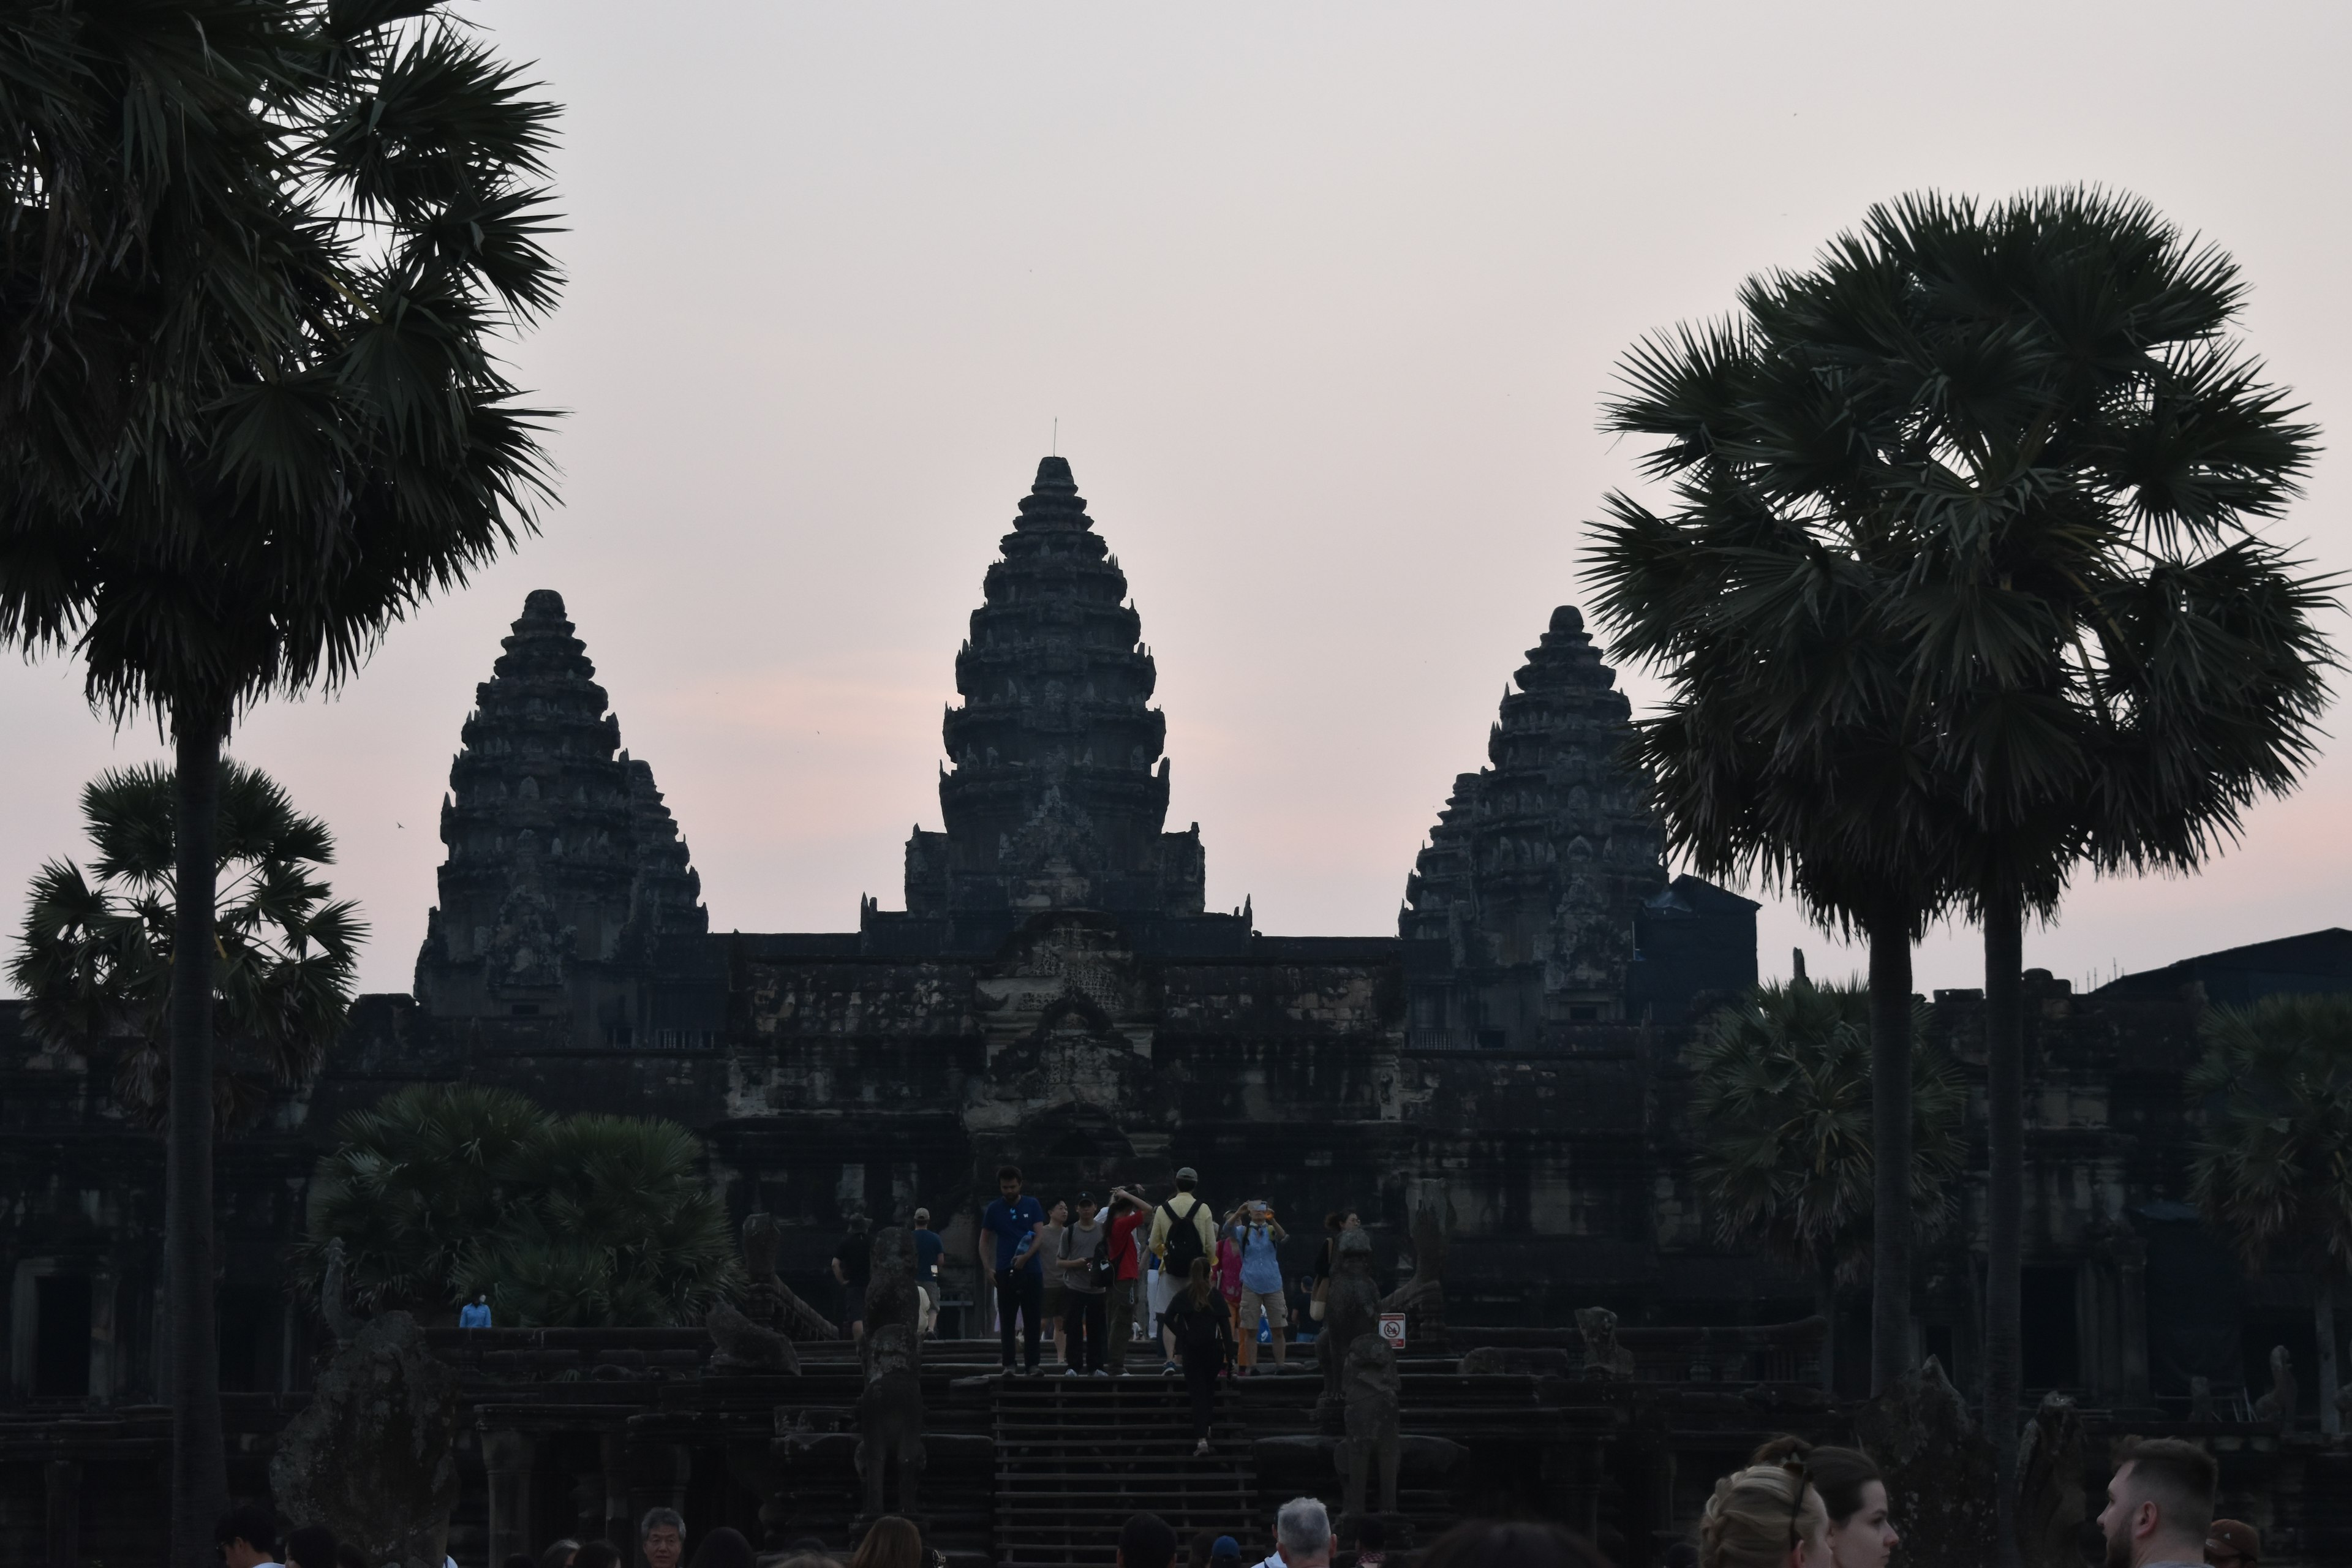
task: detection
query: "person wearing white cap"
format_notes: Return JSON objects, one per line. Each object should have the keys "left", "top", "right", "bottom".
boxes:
{"left": 1148, "top": 1167, "right": 1216, "bottom": 1373}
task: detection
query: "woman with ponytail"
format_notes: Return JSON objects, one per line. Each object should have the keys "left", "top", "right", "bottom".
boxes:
{"left": 1698, "top": 1446, "right": 1833, "bottom": 1568}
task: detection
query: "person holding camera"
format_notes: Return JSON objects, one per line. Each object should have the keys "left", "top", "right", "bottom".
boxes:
{"left": 1058, "top": 1190, "right": 1115, "bottom": 1376}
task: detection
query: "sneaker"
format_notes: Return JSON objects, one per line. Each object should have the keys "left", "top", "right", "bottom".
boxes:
{"left": 1193, "top": 1438, "right": 1211, "bottom": 1457}
{"left": 1063, "top": 1367, "right": 1080, "bottom": 1378}
{"left": 1161, "top": 1361, "right": 1178, "bottom": 1376}
{"left": 1093, "top": 1369, "right": 1110, "bottom": 1378}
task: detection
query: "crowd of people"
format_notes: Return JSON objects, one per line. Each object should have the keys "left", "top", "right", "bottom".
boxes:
{"left": 206, "top": 1422, "right": 2265, "bottom": 1568}
{"left": 974, "top": 1164, "right": 1366, "bottom": 1447}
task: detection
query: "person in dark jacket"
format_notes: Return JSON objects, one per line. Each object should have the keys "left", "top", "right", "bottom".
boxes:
{"left": 1160, "top": 1254, "right": 1236, "bottom": 1453}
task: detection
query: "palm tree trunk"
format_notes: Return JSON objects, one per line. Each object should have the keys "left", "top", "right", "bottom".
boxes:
{"left": 169, "top": 709, "right": 228, "bottom": 1566}
{"left": 2318, "top": 1270, "right": 2342, "bottom": 1439}
{"left": 1983, "top": 895, "right": 2025, "bottom": 1568}
{"left": 1818, "top": 1261, "right": 1839, "bottom": 1395}
{"left": 1867, "top": 907, "right": 1913, "bottom": 1396}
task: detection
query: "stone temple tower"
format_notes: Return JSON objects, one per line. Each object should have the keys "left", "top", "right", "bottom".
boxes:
{"left": 900, "top": 457, "right": 1207, "bottom": 925}
{"left": 1401, "top": 606, "right": 1743, "bottom": 1041}
{"left": 415, "top": 589, "right": 709, "bottom": 1044}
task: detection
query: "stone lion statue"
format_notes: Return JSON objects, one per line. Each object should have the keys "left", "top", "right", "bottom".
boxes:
{"left": 1318, "top": 1228, "right": 1383, "bottom": 1431}
{"left": 1341, "top": 1332, "right": 1403, "bottom": 1523}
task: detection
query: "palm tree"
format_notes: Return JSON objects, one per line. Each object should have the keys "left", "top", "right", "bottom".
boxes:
{"left": 10, "top": 760, "right": 363, "bottom": 1127}
{"left": 1688, "top": 980, "right": 1965, "bottom": 1392}
{"left": 0, "top": 8, "right": 559, "bottom": 1551}
{"left": 454, "top": 1115, "right": 742, "bottom": 1328}
{"left": 1591, "top": 326, "right": 1963, "bottom": 1403}
{"left": 1591, "top": 189, "right": 2332, "bottom": 1568}
{"left": 301, "top": 1082, "right": 551, "bottom": 1316}
{"left": 2190, "top": 995, "right": 2352, "bottom": 1438}
{"left": 304, "top": 1087, "right": 742, "bottom": 1328}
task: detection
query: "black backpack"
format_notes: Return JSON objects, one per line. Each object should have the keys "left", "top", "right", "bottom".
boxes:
{"left": 1159, "top": 1195, "right": 1207, "bottom": 1273}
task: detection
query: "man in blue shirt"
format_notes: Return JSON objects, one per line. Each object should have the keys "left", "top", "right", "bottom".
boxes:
{"left": 459, "top": 1294, "right": 492, "bottom": 1329}
{"left": 911, "top": 1206, "right": 944, "bottom": 1335}
{"left": 979, "top": 1163, "right": 1046, "bottom": 1374}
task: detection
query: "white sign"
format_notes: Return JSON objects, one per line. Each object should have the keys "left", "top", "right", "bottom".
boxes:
{"left": 1378, "top": 1313, "right": 1407, "bottom": 1348}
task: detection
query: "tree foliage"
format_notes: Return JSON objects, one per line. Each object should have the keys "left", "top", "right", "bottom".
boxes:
{"left": 8, "top": 759, "right": 362, "bottom": 1128}
{"left": 1691, "top": 980, "right": 1964, "bottom": 1285}
{"left": 303, "top": 1083, "right": 741, "bottom": 1327}
{"left": 2190, "top": 994, "right": 2352, "bottom": 1276}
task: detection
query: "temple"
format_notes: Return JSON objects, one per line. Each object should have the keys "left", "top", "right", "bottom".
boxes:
{"left": 3, "top": 456, "right": 2348, "bottom": 1565}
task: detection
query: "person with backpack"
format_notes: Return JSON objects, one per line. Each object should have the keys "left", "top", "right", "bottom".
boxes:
{"left": 1058, "top": 1191, "right": 1114, "bottom": 1376}
{"left": 1148, "top": 1167, "right": 1217, "bottom": 1374}
{"left": 1160, "top": 1255, "right": 1236, "bottom": 1454}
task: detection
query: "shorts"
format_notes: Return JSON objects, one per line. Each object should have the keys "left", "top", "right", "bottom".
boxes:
{"left": 1042, "top": 1282, "right": 1067, "bottom": 1319}
{"left": 843, "top": 1283, "right": 867, "bottom": 1326}
{"left": 1239, "top": 1286, "right": 1287, "bottom": 1327}
{"left": 1148, "top": 1269, "right": 1176, "bottom": 1317}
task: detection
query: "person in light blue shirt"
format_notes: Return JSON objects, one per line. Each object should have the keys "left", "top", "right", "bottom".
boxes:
{"left": 1228, "top": 1200, "right": 1289, "bottom": 1373}
{"left": 459, "top": 1294, "right": 492, "bottom": 1329}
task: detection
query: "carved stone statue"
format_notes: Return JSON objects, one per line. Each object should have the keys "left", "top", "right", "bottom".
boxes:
{"left": 2252, "top": 1346, "right": 2298, "bottom": 1432}
{"left": 1379, "top": 1180, "right": 1450, "bottom": 1350}
{"left": 707, "top": 1301, "right": 799, "bottom": 1374}
{"left": 318, "top": 1237, "right": 363, "bottom": 1348}
{"left": 739, "top": 1212, "right": 837, "bottom": 1340}
{"left": 863, "top": 1226, "right": 924, "bottom": 1360}
{"left": 1318, "top": 1229, "right": 1382, "bottom": 1431}
{"left": 855, "top": 1322, "right": 925, "bottom": 1520}
{"left": 2013, "top": 1391, "right": 2085, "bottom": 1568}
{"left": 1851, "top": 1358, "right": 1998, "bottom": 1568}
{"left": 270, "top": 1312, "right": 461, "bottom": 1568}
{"left": 2188, "top": 1377, "right": 2217, "bottom": 1423}
{"left": 1341, "top": 1333, "right": 1403, "bottom": 1525}
{"left": 1576, "top": 1307, "right": 1634, "bottom": 1380}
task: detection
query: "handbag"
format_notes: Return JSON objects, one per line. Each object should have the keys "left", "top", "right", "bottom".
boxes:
{"left": 1310, "top": 1276, "right": 1329, "bottom": 1322}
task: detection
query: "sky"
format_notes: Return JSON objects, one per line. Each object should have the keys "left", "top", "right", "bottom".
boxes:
{"left": 5, "top": 1, "right": 2350, "bottom": 999}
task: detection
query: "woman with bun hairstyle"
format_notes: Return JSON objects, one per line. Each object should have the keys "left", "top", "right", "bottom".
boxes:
{"left": 1747, "top": 1438, "right": 1900, "bottom": 1568}
{"left": 1699, "top": 1447, "right": 1833, "bottom": 1568}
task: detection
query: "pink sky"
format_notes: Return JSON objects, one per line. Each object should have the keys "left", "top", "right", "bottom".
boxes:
{"left": 5, "top": 2, "right": 2349, "bottom": 998}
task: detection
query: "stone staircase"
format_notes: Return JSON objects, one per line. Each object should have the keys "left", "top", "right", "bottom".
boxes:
{"left": 989, "top": 1373, "right": 1266, "bottom": 1568}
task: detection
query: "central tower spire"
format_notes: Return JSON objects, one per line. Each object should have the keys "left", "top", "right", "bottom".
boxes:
{"left": 902, "top": 457, "right": 1205, "bottom": 921}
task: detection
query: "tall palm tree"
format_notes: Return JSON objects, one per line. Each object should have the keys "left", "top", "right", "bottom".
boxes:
{"left": 0, "top": 8, "right": 560, "bottom": 1554}
{"left": 1688, "top": 980, "right": 1964, "bottom": 1392}
{"left": 1591, "top": 189, "right": 2332, "bottom": 1568}
{"left": 1590, "top": 331, "right": 1962, "bottom": 1402}
{"left": 11, "top": 760, "right": 363, "bottom": 1127}
{"left": 2190, "top": 994, "right": 2352, "bottom": 1438}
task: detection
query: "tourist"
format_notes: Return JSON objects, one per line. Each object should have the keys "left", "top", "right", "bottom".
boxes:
{"left": 848, "top": 1515, "right": 924, "bottom": 1568}
{"left": 2207, "top": 1520, "right": 2260, "bottom": 1568}
{"left": 2097, "top": 1436, "right": 2221, "bottom": 1568}
{"left": 1251, "top": 1498, "right": 1332, "bottom": 1568}
{"left": 1229, "top": 1200, "right": 1289, "bottom": 1372}
{"left": 981, "top": 1163, "right": 1047, "bottom": 1374}
{"left": 1697, "top": 1455, "right": 1831, "bottom": 1568}
{"left": 576, "top": 1544, "right": 624, "bottom": 1568}
{"left": 688, "top": 1528, "right": 756, "bottom": 1568}
{"left": 1117, "top": 1513, "right": 1178, "bottom": 1568}
{"left": 1417, "top": 1521, "right": 1611, "bottom": 1568}
{"left": 911, "top": 1208, "right": 943, "bottom": 1336}
{"left": 461, "top": 1292, "right": 494, "bottom": 1328}
{"left": 1207, "top": 1537, "right": 1243, "bottom": 1568}
{"left": 1148, "top": 1166, "right": 1218, "bottom": 1373}
{"left": 1103, "top": 1183, "right": 1153, "bottom": 1373}
{"left": 1186, "top": 1529, "right": 1228, "bottom": 1568}
{"left": 641, "top": 1508, "right": 688, "bottom": 1568}
{"left": 216, "top": 1504, "right": 283, "bottom": 1568}
{"left": 285, "top": 1525, "right": 338, "bottom": 1568}
{"left": 1751, "top": 1438, "right": 1897, "bottom": 1568}
{"left": 1058, "top": 1190, "right": 1114, "bottom": 1376}
{"left": 1215, "top": 1219, "right": 1246, "bottom": 1370}
{"left": 1038, "top": 1197, "right": 1071, "bottom": 1365}
{"left": 536, "top": 1540, "right": 581, "bottom": 1568}
{"left": 832, "top": 1208, "right": 874, "bottom": 1343}
{"left": 1161, "top": 1256, "right": 1235, "bottom": 1454}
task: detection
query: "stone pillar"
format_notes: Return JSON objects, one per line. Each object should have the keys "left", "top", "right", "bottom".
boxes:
{"left": 600, "top": 1430, "right": 629, "bottom": 1547}
{"left": 483, "top": 1430, "right": 537, "bottom": 1566}
{"left": 45, "top": 1457, "right": 82, "bottom": 1568}
{"left": 2108, "top": 1233, "right": 2151, "bottom": 1410}
{"left": 89, "top": 1265, "right": 117, "bottom": 1404}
